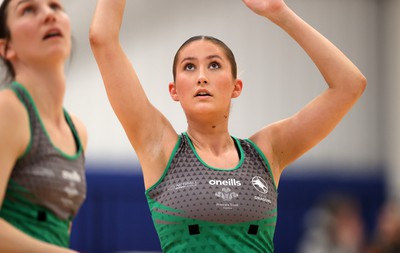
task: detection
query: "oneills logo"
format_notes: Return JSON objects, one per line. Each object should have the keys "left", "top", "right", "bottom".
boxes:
{"left": 209, "top": 178, "right": 241, "bottom": 186}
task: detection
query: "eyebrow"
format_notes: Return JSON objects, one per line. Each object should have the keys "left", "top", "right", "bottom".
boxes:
{"left": 15, "top": 0, "right": 32, "bottom": 9}
{"left": 180, "top": 55, "right": 223, "bottom": 64}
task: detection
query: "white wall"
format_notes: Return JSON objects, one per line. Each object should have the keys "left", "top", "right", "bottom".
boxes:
{"left": 62, "top": 0, "right": 382, "bottom": 174}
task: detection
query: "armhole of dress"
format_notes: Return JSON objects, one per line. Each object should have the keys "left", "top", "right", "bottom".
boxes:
{"left": 145, "top": 135, "right": 182, "bottom": 193}
{"left": 244, "top": 139, "right": 277, "bottom": 191}
{"left": 10, "top": 82, "right": 33, "bottom": 159}
{"left": 63, "top": 109, "right": 83, "bottom": 157}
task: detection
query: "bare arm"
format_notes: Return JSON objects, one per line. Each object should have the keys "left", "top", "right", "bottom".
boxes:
{"left": 245, "top": 0, "right": 367, "bottom": 184}
{"left": 0, "top": 91, "right": 78, "bottom": 253}
{"left": 89, "top": 0, "right": 177, "bottom": 187}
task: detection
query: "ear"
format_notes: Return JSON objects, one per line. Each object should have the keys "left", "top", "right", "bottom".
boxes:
{"left": 169, "top": 82, "right": 180, "bottom": 101}
{"left": 0, "top": 39, "right": 7, "bottom": 58}
{"left": 0, "top": 39, "right": 15, "bottom": 60}
{"left": 231, "top": 79, "right": 243, "bottom": 98}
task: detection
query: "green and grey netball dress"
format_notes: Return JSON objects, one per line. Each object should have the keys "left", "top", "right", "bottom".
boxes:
{"left": 0, "top": 82, "right": 86, "bottom": 247}
{"left": 146, "top": 133, "right": 278, "bottom": 253}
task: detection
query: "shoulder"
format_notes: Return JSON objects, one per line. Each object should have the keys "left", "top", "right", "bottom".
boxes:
{"left": 248, "top": 127, "right": 274, "bottom": 154}
{"left": 0, "top": 88, "right": 28, "bottom": 126}
{"left": 67, "top": 112, "right": 88, "bottom": 151}
{"left": 0, "top": 88, "right": 30, "bottom": 158}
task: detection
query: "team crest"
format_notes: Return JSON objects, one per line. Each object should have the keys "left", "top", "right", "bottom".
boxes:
{"left": 252, "top": 176, "right": 268, "bottom": 194}
{"left": 215, "top": 187, "right": 239, "bottom": 201}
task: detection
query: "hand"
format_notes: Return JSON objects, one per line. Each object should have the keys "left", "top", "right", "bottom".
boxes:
{"left": 242, "top": 0, "right": 287, "bottom": 19}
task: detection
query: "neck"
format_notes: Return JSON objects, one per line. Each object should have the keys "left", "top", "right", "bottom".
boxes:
{"left": 186, "top": 125, "right": 234, "bottom": 156}
{"left": 15, "top": 64, "right": 67, "bottom": 123}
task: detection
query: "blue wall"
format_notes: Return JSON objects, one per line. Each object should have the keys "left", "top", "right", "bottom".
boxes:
{"left": 70, "top": 167, "right": 386, "bottom": 253}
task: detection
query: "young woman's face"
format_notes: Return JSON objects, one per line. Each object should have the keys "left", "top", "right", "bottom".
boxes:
{"left": 170, "top": 40, "right": 242, "bottom": 119}
{"left": 3, "top": 0, "right": 71, "bottom": 65}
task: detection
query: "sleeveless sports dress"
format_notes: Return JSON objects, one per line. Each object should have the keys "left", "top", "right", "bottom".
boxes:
{"left": 0, "top": 82, "right": 86, "bottom": 247}
{"left": 146, "top": 132, "right": 278, "bottom": 253}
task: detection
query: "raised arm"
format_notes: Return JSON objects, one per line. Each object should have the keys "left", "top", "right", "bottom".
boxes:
{"left": 245, "top": 0, "right": 367, "bottom": 184}
{"left": 89, "top": 0, "right": 178, "bottom": 187}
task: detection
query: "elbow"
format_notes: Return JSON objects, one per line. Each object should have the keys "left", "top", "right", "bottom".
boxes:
{"left": 354, "top": 73, "right": 367, "bottom": 98}
{"left": 331, "top": 72, "right": 367, "bottom": 101}
{"left": 89, "top": 26, "right": 115, "bottom": 49}
{"left": 89, "top": 26, "right": 104, "bottom": 48}
{"left": 343, "top": 72, "right": 367, "bottom": 99}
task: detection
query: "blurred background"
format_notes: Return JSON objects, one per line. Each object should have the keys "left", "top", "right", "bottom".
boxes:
{"left": 58, "top": 0, "right": 399, "bottom": 252}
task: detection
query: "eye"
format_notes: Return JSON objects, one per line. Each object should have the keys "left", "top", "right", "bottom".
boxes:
{"left": 184, "top": 63, "right": 195, "bottom": 71}
{"left": 21, "top": 5, "right": 36, "bottom": 15}
{"left": 49, "top": 2, "right": 63, "bottom": 12}
{"left": 209, "top": 62, "right": 220, "bottom": 70}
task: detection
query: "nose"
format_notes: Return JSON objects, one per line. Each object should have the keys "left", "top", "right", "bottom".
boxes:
{"left": 197, "top": 78, "right": 208, "bottom": 85}
{"left": 43, "top": 7, "right": 57, "bottom": 23}
{"left": 197, "top": 68, "right": 208, "bottom": 85}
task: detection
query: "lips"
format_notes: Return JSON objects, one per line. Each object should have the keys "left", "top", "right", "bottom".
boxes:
{"left": 195, "top": 89, "right": 212, "bottom": 97}
{"left": 43, "top": 28, "right": 63, "bottom": 40}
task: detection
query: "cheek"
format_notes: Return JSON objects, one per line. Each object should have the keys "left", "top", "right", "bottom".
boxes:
{"left": 11, "top": 22, "right": 36, "bottom": 42}
{"left": 62, "top": 15, "right": 72, "bottom": 37}
{"left": 216, "top": 74, "right": 235, "bottom": 89}
{"left": 175, "top": 75, "right": 193, "bottom": 92}
{"left": 175, "top": 83, "right": 190, "bottom": 97}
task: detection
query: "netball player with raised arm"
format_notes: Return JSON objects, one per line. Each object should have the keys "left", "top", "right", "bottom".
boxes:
{"left": 90, "top": 0, "right": 366, "bottom": 252}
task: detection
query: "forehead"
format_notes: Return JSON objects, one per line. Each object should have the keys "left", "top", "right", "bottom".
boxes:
{"left": 178, "top": 40, "right": 227, "bottom": 60}
{"left": 8, "top": 0, "right": 62, "bottom": 8}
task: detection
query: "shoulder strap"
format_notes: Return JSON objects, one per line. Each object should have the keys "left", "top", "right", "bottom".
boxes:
{"left": 63, "top": 110, "right": 83, "bottom": 154}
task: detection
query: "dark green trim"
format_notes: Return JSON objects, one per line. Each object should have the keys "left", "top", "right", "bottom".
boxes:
{"left": 9, "top": 83, "right": 33, "bottom": 159}
{"left": 183, "top": 132, "right": 245, "bottom": 171}
{"left": 63, "top": 109, "right": 83, "bottom": 159}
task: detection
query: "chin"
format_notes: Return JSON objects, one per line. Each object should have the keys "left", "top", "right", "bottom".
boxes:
{"left": 47, "top": 48, "right": 70, "bottom": 60}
